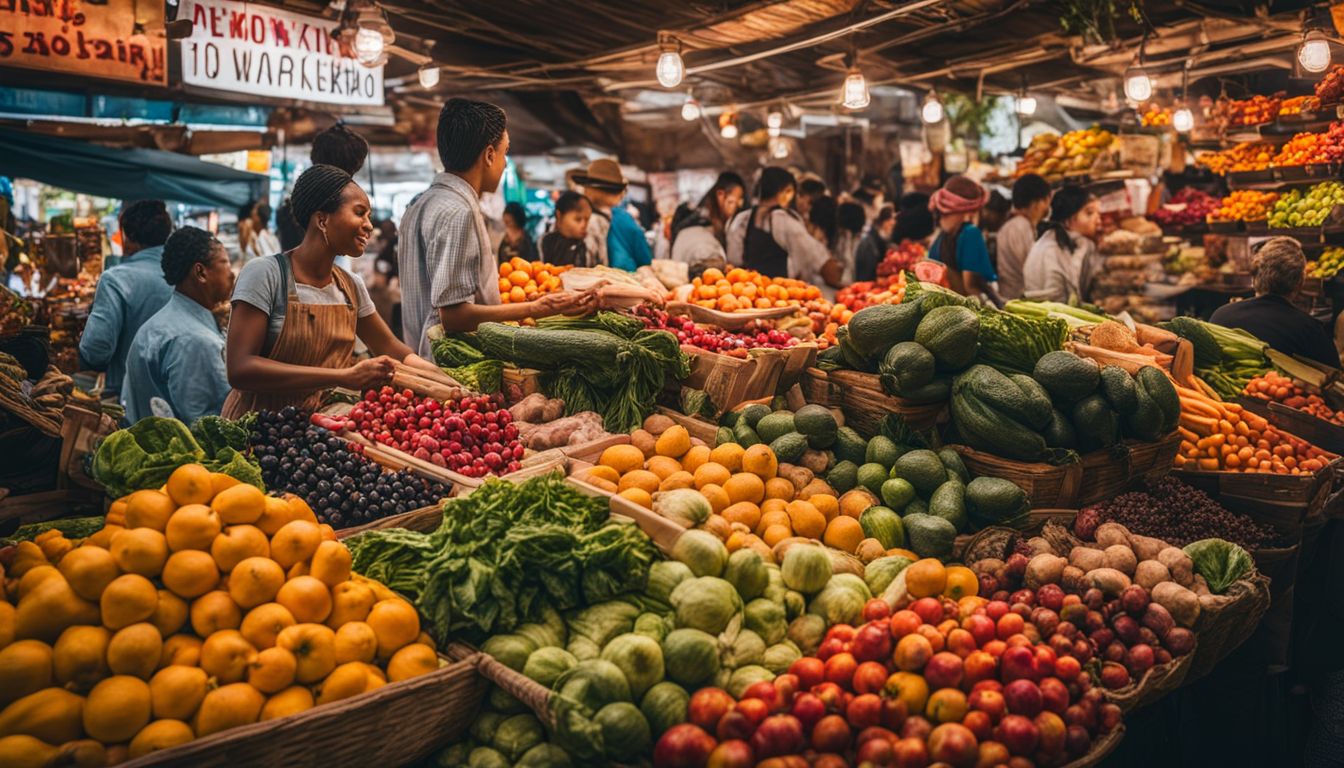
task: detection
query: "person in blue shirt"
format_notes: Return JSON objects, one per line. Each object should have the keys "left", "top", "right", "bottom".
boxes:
{"left": 79, "top": 200, "right": 174, "bottom": 397}
{"left": 121, "top": 226, "right": 234, "bottom": 424}
{"left": 574, "top": 159, "right": 651, "bottom": 272}
{"left": 927, "top": 175, "right": 1004, "bottom": 307}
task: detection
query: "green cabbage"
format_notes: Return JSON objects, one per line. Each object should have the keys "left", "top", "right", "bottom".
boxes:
{"left": 600, "top": 633, "right": 665, "bottom": 699}
{"left": 594, "top": 702, "right": 652, "bottom": 761}
{"left": 865, "top": 556, "right": 913, "bottom": 594}
{"left": 482, "top": 634, "right": 537, "bottom": 672}
{"left": 567, "top": 601, "right": 640, "bottom": 648}
{"left": 763, "top": 642, "right": 802, "bottom": 674}
{"left": 744, "top": 598, "right": 787, "bottom": 645}
{"left": 724, "top": 549, "right": 769, "bottom": 601}
{"left": 787, "top": 614, "right": 827, "bottom": 655}
{"left": 808, "top": 583, "right": 866, "bottom": 626}
{"left": 828, "top": 573, "right": 874, "bottom": 601}
{"left": 643, "top": 561, "right": 694, "bottom": 610}
{"left": 661, "top": 628, "right": 720, "bottom": 688}
{"left": 653, "top": 488, "right": 712, "bottom": 528}
{"left": 634, "top": 612, "right": 671, "bottom": 642}
{"left": 487, "top": 686, "right": 528, "bottom": 714}
{"left": 726, "top": 665, "right": 775, "bottom": 697}
{"left": 554, "top": 660, "right": 632, "bottom": 717}
{"left": 671, "top": 529, "right": 729, "bottom": 577}
{"left": 1184, "top": 538, "right": 1254, "bottom": 594}
{"left": 567, "top": 636, "right": 600, "bottom": 662}
{"left": 670, "top": 576, "right": 742, "bottom": 635}
{"left": 515, "top": 743, "right": 572, "bottom": 767}
{"left": 784, "top": 590, "right": 805, "bottom": 619}
{"left": 523, "top": 647, "right": 578, "bottom": 689}
{"left": 469, "top": 712, "right": 505, "bottom": 744}
{"left": 781, "top": 545, "right": 832, "bottom": 594}
{"left": 640, "top": 681, "right": 689, "bottom": 737}
{"left": 721, "top": 628, "right": 766, "bottom": 669}
{"left": 515, "top": 607, "right": 567, "bottom": 650}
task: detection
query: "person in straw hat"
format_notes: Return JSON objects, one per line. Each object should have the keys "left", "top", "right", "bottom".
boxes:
{"left": 574, "top": 158, "right": 652, "bottom": 272}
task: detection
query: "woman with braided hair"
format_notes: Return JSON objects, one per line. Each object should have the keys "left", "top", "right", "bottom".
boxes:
{"left": 222, "top": 165, "right": 447, "bottom": 417}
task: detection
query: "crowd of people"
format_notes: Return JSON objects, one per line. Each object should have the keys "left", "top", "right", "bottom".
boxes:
{"left": 74, "top": 96, "right": 1340, "bottom": 428}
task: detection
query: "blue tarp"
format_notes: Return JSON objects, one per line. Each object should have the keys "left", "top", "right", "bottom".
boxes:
{"left": 0, "top": 126, "right": 268, "bottom": 209}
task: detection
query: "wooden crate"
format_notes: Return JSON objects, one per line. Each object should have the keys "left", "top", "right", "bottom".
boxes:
{"left": 502, "top": 366, "right": 542, "bottom": 400}
{"left": 951, "top": 433, "right": 1182, "bottom": 509}
{"left": 1172, "top": 455, "right": 1340, "bottom": 530}
{"left": 1237, "top": 395, "right": 1344, "bottom": 455}
{"left": 800, "top": 366, "right": 836, "bottom": 407}
{"left": 565, "top": 474, "right": 686, "bottom": 553}
{"left": 336, "top": 504, "right": 444, "bottom": 539}
{"left": 676, "top": 345, "right": 793, "bottom": 416}
{"left": 825, "top": 369, "right": 948, "bottom": 437}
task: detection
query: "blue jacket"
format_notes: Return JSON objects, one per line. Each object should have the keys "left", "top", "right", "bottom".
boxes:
{"left": 78, "top": 246, "right": 173, "bottom": 395}
{"left": 121, "top": 292, "right": 230, "bottom": 424}
{"left": 606, "top": 206, "right": 652, "bottom": 272}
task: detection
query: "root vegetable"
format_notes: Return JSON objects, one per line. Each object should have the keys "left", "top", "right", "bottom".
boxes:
{"left": 972, "top": 558, "right": 1004, "bottom": 576}
{"left": 631, "top": 429, "right": 656, "bottom": 457}
{"left": 509, "top": 393, "right": 549, "bottom": 423}
{"left": 1103, "top": 545, "right": 1138, "bottom": 576}
{"left": 1026, "top": 537, "right": 1053, "bottom": 556}
{"left": 1085, "top": 568, "right": 1132, "bottom": 597}
{"left": 1129, "top": 534, "right": 1167, "bottom": 563}
{"left": 1150, "top": 582, "right": 1200, "bottom": 627}
{"left": 1094, "top": 523, "right": 1132, "bottom": 549}
{"left": 777, "top": 464, "right": 814, "bottom": 493}
{"left": 1157, "top": 548, "right": 1194, "bottom": 587}
{"left": 1069, "top": 547, "right": 1107, "bottom": 573}
{"left": 1134, "top": 561, "right": 1171, "bottom": 591}
{"left": 1025, "top": 554, "right": 1068, "bottom": 589}
{"left": 1061, "top": 565, "right": 1088, "bottom": 594}
{"left": 799, "top": 450, "right": 829, "bottom": 475}
{"left": 643, "top": 414, "right": 675, "bottom": 436}
{"left": 540, "top": 398, "right": 566, "bottom": 422}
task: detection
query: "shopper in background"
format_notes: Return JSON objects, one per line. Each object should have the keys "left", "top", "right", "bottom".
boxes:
{"left": 854, "top": 204, "right": 896, "bottom": 283}
{"left": 835, "top": 201, "right": 867, "bottom": 283}
{"left": 726, "top": 167, "right": 843, "bottom": 287}
{"left": 540, "top": 191, "right": 595, "bottom": 267}
{"left": 497, "top": 202, "right": 538, "bottom": 264}
{"left": 1210, "top": 237, "right": 1338, "bottom": 367}
{"left": 670, "top": 171, "right": 746, "bottom": 267}
{"left": 226, "top": 165, "right": 445, "bottom": 417}
{"left": 121, "top": 227, "right": 233, "bottom": 424}
{"left": 79, "top": 199, "right": 174, "bottom": 398}
{"left": 575, "top": 159, "right": 650, "bottom": 272}
{"left": 399, "top": 99, "right": 591, "bottom": 351}
{"left": 894, "top": 193, "right": 935, "bottom": 244}
{"left": 278, "top": 124, "right": 371, "bottom": 252}
{"left": 996, "top": 173, "right": 1052, "bottom": 301}
{"left": 236, "top": 199, "right": 279, "bottom": 265}
{"left": 807, "top": 195, "right": 838, "bottom": 254}
{"left": 928, "top": 175, "right": 1003, "bottom": 306}
{"left": 795, "top": 177, "right": 827, "bottom": 221}
{"left": 1022, "top": 185, "right": 1102, "bottom": 304}
{"left": 367, "top": 219, "right": 401, "bottom": 334}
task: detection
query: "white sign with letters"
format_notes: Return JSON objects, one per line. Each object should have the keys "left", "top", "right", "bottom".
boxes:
{"left": 179, "top": 0, "right": 383, "bottom": 106}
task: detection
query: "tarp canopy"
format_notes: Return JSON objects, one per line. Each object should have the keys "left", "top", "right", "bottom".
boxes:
{"left": 0, "top": 127, "right": 268, "bottom": 208}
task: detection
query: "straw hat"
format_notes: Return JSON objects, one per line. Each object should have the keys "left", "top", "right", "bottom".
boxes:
{"left": 572, "top": 158, "right": 627, "bottom": 192}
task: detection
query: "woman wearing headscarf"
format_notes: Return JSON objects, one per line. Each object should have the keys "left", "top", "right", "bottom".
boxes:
{"left": 1022, "top": 185, "right": 1103, "bottom": 304}
{"left": 928, "top": 175, "right": 1003, "bottom": 306}
{"left": 222, "top": 165, "right": 446, "bottom": 418}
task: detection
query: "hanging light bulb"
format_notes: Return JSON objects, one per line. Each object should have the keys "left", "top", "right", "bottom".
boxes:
{"left": 1123, "top": 66, "right": 1152, "bottom": 102}
{"left": 719, "top": 111, "right": 738, "bottom": 140}
{"left": 841, "top": 68, "right": 870, "bottom": 110}
{"left": 354, "top": 28, "right": 385, "bottom": 66}
{"left": 1298, "top": 29, "right": 1332, "bottom": 73}
{"left": 767, "top": 110, "right": 783, "bottom": 137}
{"left": 921, "top": 92, "right": 944, "bottom": 124}
{"left": 418, "top": 63, "right": 440, "bottom": 88}
{"left": 681, "top": 93, "right": 701, "bottom": 122}
{"left": 1173, "top": 105, "right": 1194, "bottom": 132}
{"left": 770, "top": 137, "right": 790, "bottom": 159}
{"left": 655, "top": 35, "right": 684, "bottom": 88}
{"left": 1015, "top": 94, "right": 1037, "bottom": 116}
{"left": 346, "top": 5, "right": 393, "bottom": 68}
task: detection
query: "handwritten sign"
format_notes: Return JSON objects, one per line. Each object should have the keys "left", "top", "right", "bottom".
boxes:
{"left": 179, "top": 0, "right": 383, "bottom": 107}
{"left": 0, "top": 0, "right": 167, "bottom": 85}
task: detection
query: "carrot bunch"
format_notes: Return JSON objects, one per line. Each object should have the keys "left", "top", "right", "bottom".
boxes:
{"left": 1175, "top": 383, "right": 1333, "bottom": 474}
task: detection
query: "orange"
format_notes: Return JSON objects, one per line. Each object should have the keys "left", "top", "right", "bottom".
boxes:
{"left": 229, "top": 557, "right": 286, "bottom": 609}
{"left": 839, "top": 489, "right": 879, "bottom": 519}
{"left": 212, "top": 483, "right": 266, "bottom": 525}
{"left": 285, "top": 495, "right": 319, "bottom": 526}
{"left": 160, "top": 634, "right": 202, "bottom": 668}
{"left": 763, "top": 477, "right": 795, "bottom": 501}
{"left": 809, "top": 494, "right": 840, "bottom": 521}
{"left": 942, "top": 566, "right": 979, "bottom": 600}
{"left": 102, "top": 574, "right": 159, "bottom": 630}
{"left": 721, "top": 502, "right": 762, "bottom": 532}
{"left": 149, "top": 590, "right": 189, "bottom": 637}
{"left": 211, "top": 525, "right": 270, "bottom": 572}
{"left": 125, "top": 490, "right": 176, "bottom": 532}
{"left": 327, "top": 581, "right": 377, "bottom": 629}
{"left": 334, "top": 621, "right": 378, "bottom": 664}
{"left": 106, "top": 498, "right": 129, "bottom": 527}
{"left": 276, "top": 623, "right": 337, "bottom": 684}
{"left": 741, "top": 445, "right": 778, "bottom": 479}
{"left": 822, "top": 516, "right": 864, "bottom": 553}
{"left": 761, "top": 497, "right": 789, "bottom": 516}
{"left": 617, "top": 488, "right": 653, "bottom": 509}
{"left": 699, "top": 484, "right": 730, "bottom": 514}
{"left": 239, "top": 602, "right": 296, "bottom": 650}
{"left": 888, "top": 547, "right": 920, "bottom": 561}
{"left": 269, "top": 520, "right": 322, "bottom": 569}
{"left": 189, "top": 591, "right": 242, "bottom": 636}
{"left": 316, "top": 661, "right": 372, "bottom": 705}
{"left": 762, "top": 524, "right": 793, "bottom": 547}
{"left": 654, "top": 426, "right": 691, "bottom": 458}
{"left": 598, "top": 445, "right": 645, "bottom": 475}
{"left": 107, "top": 622, "right": 163, "bottom": 679}
{"left": 658, "top": 471, "right": 695, "bottom": 492}
{"left": 581, "top": 465, "right": 620, "bottom": 485}
{"left": 255, "top": 495, "right": 295, "bottom": 536}
{"left": 161, "top": 550, "right": 219, "bottom": 599}
{"left": 148, "top": 665, "right": 208, "bottom": 721}
{"left": 723, "top": 473, "right": 765, "bottom": 505}
{"left": 644, "top": 455, "right": 683, "bottom": 481}
{"left": 786, "top": 500, "right": 826, "bottom": 539}
{"left": 110, "top": 527, "right": 169, "bottom": 578}
{"left": 926, "top": 688, "right": 969, "bottom": 724}
{"left": 199, "top": 629, "right": 256, "bottom": 684}
{"left": 387, "top": 643, "right": 438, "bottom": 682}
{"left": 681, "top": 446, "right": 711, "bottom": 473}
{"left": 248, "top": 646, "right": 297, "bottom": 693}
{"left": 366, "top": 599, "right": 420, "bottom": 659}
{"left": 708, "top": 443, "right": 745, "bottom": 472}
{"left": 758, "top": 508, "right": 790, "bottom": 536}
{"left": 260, "top": 686, "right": 313, "bottom": 722}
{"left": 702, "top": 267, "right": 726, "bottom": 283}
{"left": 276, "top": 576, "right": 333, "bottom": 624}
{"left": 166, "top": 464, "right": 214, "bottom": 506}
{"left": 165, "top": 504, "right": 222, "bottom": 552}
{"left": 209, "top": 472, "right": 241, "bottom": 498}
{"left": 310, "top": 540, "right": 352, "bottom": 587}
{"left": 617, "top": 469, "right": 660, "bottom": 495}
{"left": 905, "top": 558, "right": 948, "bottom": 599}
{"left": 692, "top": 462, "right": 732, "bottom": 489}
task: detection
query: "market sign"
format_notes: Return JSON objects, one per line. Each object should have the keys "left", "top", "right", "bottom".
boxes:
{"left": 179, "top": 0, "right": 383, "bottom": 107}
{"left": 0, "top": 0, "right": 167, "bottom": 85}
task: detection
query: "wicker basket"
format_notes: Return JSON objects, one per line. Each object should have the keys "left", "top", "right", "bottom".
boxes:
{"left": 800, "top": 366, "right": 834, "bottom": 407}
{"left": 825, "top": 369, "right": 948, "bottom": 437}
{"left": 1172, "top": 455, "right": 1340, "bottom": 528}
{"left": 123, "top": 646, "right": 487, "bottom": 767}
{"left": 951, "top": 433, "right": 1181, "bottom": 509}
{"left": 1106, "top": 644, "right": 1196, "bottom": 713}
{"left": 1184, "top": 570, "right": 1272, "bottom": 683}
{"left": 1065, "top": 725, "right": 1126, "bottom": 768}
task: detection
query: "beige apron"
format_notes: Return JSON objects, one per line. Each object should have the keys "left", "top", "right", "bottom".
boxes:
{"left": 221, "top": 253, "right": 359, "bottom": 419}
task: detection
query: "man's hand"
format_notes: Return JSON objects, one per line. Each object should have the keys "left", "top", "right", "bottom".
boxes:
{"left": 535, "top": 290, "right": 597, "bottom": 317}
{"left": 343, "top": 355, "right": 397, "bottom": 390}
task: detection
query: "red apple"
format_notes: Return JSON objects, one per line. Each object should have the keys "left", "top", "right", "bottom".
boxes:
{"left": 706, "top": 739, "right": 754, "bottom": 768}
{"left": 847, "top": 693, "right": 883, "bottom": 729}
{"left": 716, "top": 709, "right": 754, "bottom": 742}
{"left": 773, "top": 674, "right": 799, "bottom": 706}
{"left": 856, "top": 725, "right": 898, "bottom": 746}
{"left": 970, "top": 679, "right": 1003, "bottom": 695}
{"left": 750, "top": 714, "right": 804, "bottom": 759}
{"left": 734, "top": 696, "right": 769, "bottom": 727}
{"left": 1038, "top": 677, "right": 1069, "bottom": 715}
{"left": 1099, "top": 662, "right": 1130, "bottom": 690}
{"left": 790, "top": 692, "right": 826, "bottom": 730}
{"left": 999, "top": 645, "right": 1036, "bottom": 682}
{"left": 882, "top": 696, "right": 910, "bottom": 731}
{"left": 976, "top": 740, "right": 1012, "bottom": 768}
{"left": 889, "top": 609, "right": 923, "bottom": 638}
{"left": 1126, "top": 644, "right": 1155, "bottom": 676}
{"left": 892, "top": 736, "right": 931, "bottom": 768}
{"left": 946, "top": 628, "right": 977, "bottom": 659}
{"left": 1065, "top": 724, "right": 1092, "bottom": 757}
{"left": 1064, "top": 703, "right": 1095, "bottom": 730}
{"left": 1034, "top": 711, "right": 1067, "bottom": 756}
{"left": 996, "top": 612, "right": 1025, "bottom": 640}
{"left": 817, "top": 637, "right": 846, "bottom": 661}
{"left": 985, "top": 600, "right": 1010, "bottom": 622}
{"left": 689, "top": 688, "right": 735, "bottom": 732}
{"left": 962, "top": 650, "right": 997, "bottom": 687}
{"left": 813, "top": 754, "right": 849, "bottom": 768}
{"left": 654, "top": 723, "right": 717, "bottom": 768}
{"left": 983, "top": 639, "right": 1006, "bottom": 658}
{"left": 812, "top": 681, "right": 845, "bottom": 712}
{"left": 1098, "top": 703, "right": 1122, "bottom": 733}
{"left": 854, "top": 622, "right": 894, "bottom": 663}
{"left": 1003, "top": 679, "right": 1043, "bottom": 717}
{"left": 962, "top": 614, "right": 996, "bottom": 647}
{"left": 864, "top": 598, "right": 892, "bottom": 622}
{"left": 741, "top": 681, "right": 780, "bottom": 711}
{"left": 853, "top": 661, "right": 890, "bottom": 695}
{"left": 901, "top": 714, "right": 933, "bottom": 741}
{"left": 1037, "top": 584, "right": 1065, "bottom": 612}
{"left": 857, "top": 735, "right": 896, "bottom": 766}
{"left": 1054, "top": 655, "right": 1081, "bottom": 683}
{"left": 824, "top": 652, "right": 858, "bottom": 689}
{"left": 1032, "top": 645, "right": 1057, "bottom": 678}
{"left": 997, "top": 714, "right": 1040, "bottom": 757}
{"left": 924, "top": 652, "right": 965, "bottom": 690}
{"left": 826, "top": 624, "right": 856, "bottom": 643}
{"left": 929, "top": 722, "right": 979, "bottom": 767}
{"left": 811, "top": 714, "right": 851, "bottom": 753}
{"left": 912, "top": 597, "right": 944, "bottom": 626}
{"left": 789, "top": 657, "right": 824, "bottom": 690}
{"left": 968, "top": 688, "right": 1006, "bottom": 722}
{"left": 962, "top": 709, "right": 993, "bottom": 742}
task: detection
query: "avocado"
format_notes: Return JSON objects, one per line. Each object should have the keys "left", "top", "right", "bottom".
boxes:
{"left": 755, "top": 411, "right": 796, "bottom": 444}
{"left": 965, "top": 476, "right": 1030, "bottom": 527}
{"left": 903, "top": 513, "right": 957, "bottom": 559}
{"left": 795, "top": 404, "right": 839, "bottom": 449}
{"left": 827, "top": 460, "right": 860, "bottom": 493}
{"left": 937, "top": 448, "right": 970, "bottom": 484}
{"left": 833, "top": 426, "right": 868, "bottom": 466}
{"left": 738, "top": 403, "right": 773, "bottom": 429}
{"left": 865, "top": 435, "right": 903, "bottom": 469}
{"left": 732, "top": 420, "right": 762, "bottom": 447}
{"left": 891, "top": 449, "right": 949, "bottom": 497}
{"left": 857, "top": 462, "right": 890, "bottom": 497}
{"left": 928, "top": 479, "right": 968, "bottom": 531}
{"left": 769, "top": 432, "right": 808, "bottom": 463}
{"left": 880, "top": 478, "right": 917, "bottom": 512}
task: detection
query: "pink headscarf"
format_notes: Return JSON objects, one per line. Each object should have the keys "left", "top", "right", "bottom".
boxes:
{"left": 929, "top": 175, "right": 988, "bottom": 215}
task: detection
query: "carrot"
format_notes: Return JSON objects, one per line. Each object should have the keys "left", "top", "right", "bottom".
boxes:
{"left": 1179, "top": 397, "right": 1223, "bottom": 418}
{"left": 1178, "top": 426, "right": 1201, "bottom": 443}
{"left": 1180, "top": 413, "right": 1219, "bottom": 433}
{"left": 1197, "top": 458, "right": 1221, "bottom": 470}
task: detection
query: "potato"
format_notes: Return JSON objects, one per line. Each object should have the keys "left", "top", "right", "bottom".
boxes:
{"left": 777, "top": 464, "right": 814, "bottom": 493}
{"left": 1133, "top": 560, "right": 1171, "bottom": 591}
{"left": 1192, "top": 574, "right": 1211, "bottom": 597}
{"left": 1094, "top": 522, "right": 1132, "bottom": 549}
{"left": 1129, "top": 533, "right": 1167, "bottom": 563}
{"left": 643, "top": 414, "right": 675, "bottom": 436}
{"left": 1061, "top": 565, "right": 1088, "bottom": 594}
{"left": 1068, "top": 546, "right": 1107, "bottom": 572}
{"left": 1151, "top": 581, "right": 1200, "bottom": 627}
{"left": 1025, "top": 554, "right": 1068, "bottom": 589}
{"left": 1026, "top": 537, "right": 1053, "bottom": 556}
{"left": 1157, "top": 547, "right": 1194, "bottom": 587}
{"left": 972, "top": 558, "right": 1005, "bottom": 577}
{"left": 630, "top": 429, "right": 657, "bottom": 459}
{"left": 1085, "top": 568, "right": 1132, "bottom": 597}
{"left": 1103, "top": 545, "right": 1138, "bottom": 576}
{"left": 799, "top": 450, "right": 830, "bottom": 475}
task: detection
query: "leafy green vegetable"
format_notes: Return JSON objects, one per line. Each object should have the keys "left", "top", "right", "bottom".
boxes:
{"left": 1, "top": 516, "right": 105, "bottom": 546}
{"left": 191, "top": 415, "right": 250, "bottom": 455}
{"left": 974, "top": 309, "right": 1069, "bottom": 375}
{"left": 431, "top": 333, "right": 486, "bottom": 367}
{"left": 679, "top": 387, "right": 715, "bottom": 420}
{"left": 1161, "top": 317, "right": 1270, "bottom": 398}
{"left": 1183, "top": 538, "right": 1254, "bottom": 594}
{"left": 345, "top": 472, "right": 659, "bottom": 641}
{"left": 91, "top": 416, "right": 264, "bottom": 498}
{"left": 443, "top": 359, "right": 505, "bottom": 394}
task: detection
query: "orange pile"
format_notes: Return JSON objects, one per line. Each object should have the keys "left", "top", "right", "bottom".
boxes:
{"left": 1212, "top": 190, "right": 1280, "bottom": 222}
{"left": 1140, "top": 105, "right": 1171, "bottom": 127}
{"left": 1197, "top": 142, "right": 1274, "bottom": 174}
{"left": 1272, "top": 132, "right": 1332, "bottom": 166}
{"left": 1280, "top": 95, "right": 1321, "bottom": 116}
{"left": 1223, "top": 94, "right": 1280, "bottom": 126}
{"left": 496, "top": 258, "right": 571, "bottom": 304}
{"left": 687, "top": 267, "right": 824, "bottom": 313}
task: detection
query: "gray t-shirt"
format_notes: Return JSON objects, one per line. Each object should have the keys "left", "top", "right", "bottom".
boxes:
{"left": 232, "top": 255, "right": 376, "bottom": 349}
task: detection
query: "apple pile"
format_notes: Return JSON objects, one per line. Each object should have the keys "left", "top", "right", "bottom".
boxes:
{"left": 653, "top": 595, "right": 1121, "bottom": 768}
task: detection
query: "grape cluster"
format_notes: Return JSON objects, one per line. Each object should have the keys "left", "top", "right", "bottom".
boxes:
{"left": 248, "top": 407, "right": 450, "bottom": 529}
{"left": 1091, "top": 476, "right": 1279, "bottom": 550}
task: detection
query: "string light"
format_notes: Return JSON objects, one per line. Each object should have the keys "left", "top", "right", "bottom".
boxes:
{"left": 1173, "top": 105, "right": 1194, "bottom": 132}
{"left": 681, "top": 93, "right": 701, "bottom": 121}
{"left": 841, "top": 68, "right": 870, "bottom": 109}
{"left": 418, "top": 63, "right": 440, "bottom": 88}
{"left": 345, "top": 4, "right": 393, "bottom": 68}
{"left": 719, "top": 111, "right": 738, "bottom": 139}
{"left": 1015, "top": 94, "right": 1037, "bottom": 116}
{"left": 1123, "top": 33, "right": 1152, "bottom": 102}
{"left": 656, "top": 34, "right": 684, "bottom": 88}
{"left": 767, "top": 110, "right": 783, "bottom": 137}
{"left": 1298, "top": 29, "right": 1332, "bottom": 73}
{"left": 921, "top": 92, "right": 944, "bottom": 124}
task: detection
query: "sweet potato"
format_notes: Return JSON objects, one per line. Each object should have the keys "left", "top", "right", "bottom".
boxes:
{"left": 778, "top": 464, "right": 814, "bottom": 494}
{"left": 1157, "top": 547, "right": 1194, "bottom": 588}
{"left": 1103, "top": 545, "right": 1138, "bottom": 576}
{"left": 1085, "top": 568, "right": 1132, "bottom": 597}
{"left": 643, "top": 413, "right": 675, "bottom": 436}
{"left": 630, "top": 429, "right": 656, "bottom": 458}
{"left": 509, "top": 392, "right": 548, "bottom": 423}
{"left": 1094, "top": 523, "right": 1132, "bottom": 550}
{"left": 799, "top": 478, "right": 837, "bottom": 500}
{"left": 1129, "top": 534, "right": 1167, "bottom": 563}
{"left": 540, "top": 398, "right": 565, "bottom": 422}
{"left": 1025, "top": 554, "right": 1068, "bottom": 589}
{"left": 1133, "top": 560, "right": 1171, "bottom": 591}
{"left": 1068, "top": 546, "right": 1107, "bottom": 573}
{"left": 799, "top": 450, "right": 830, "bottom": 475}
{"left": 1151, "top": 581, "right": 1200, "bottom": 626}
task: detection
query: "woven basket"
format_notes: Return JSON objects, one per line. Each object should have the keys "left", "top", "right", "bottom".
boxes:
{"left": 1172, "top": 455, "right": 1340, "bottom": 527}
{"left": 123, "top": 646, "right": 487, "bottom": 767}
{"left": 1184, "top": 570, "right": 1272, "bottom": 683}
{"left": 1065, "top": 725, "right": 1126, "bottom": 768}
{"left": 951, "top": 433, "right": 1181, "bottom": 509}
{"left": 336, "top": 504, "right": 444, "bottom": 539}
{"left": 825, "top": 369, "right": 947, "bottom": 437}
{"left": 1106, "top": 643, "right": 1196, "bottom": 713}
{"left": 800, "top": 366, "right": 834, "bottom": 407}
